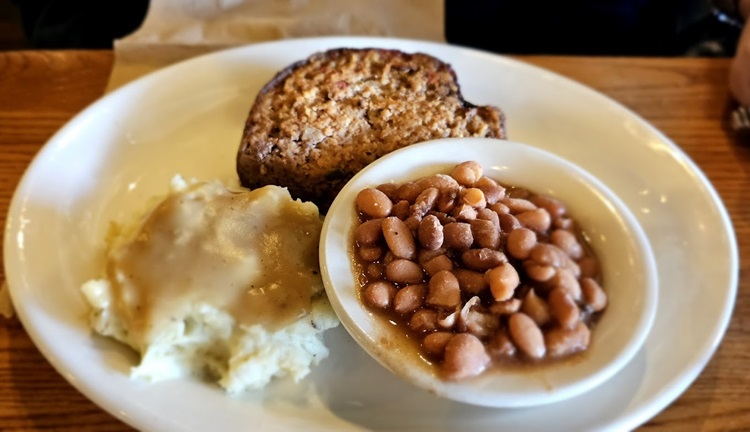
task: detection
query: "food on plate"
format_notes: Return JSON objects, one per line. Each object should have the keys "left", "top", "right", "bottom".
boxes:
{"left": 81, "top": 176, "right": 339, "bottom": 393}
{"left": 352, "top": 161, "right": 607, "bottom": 380}
{"left": 237, "top": 48, "right": 506, "bottom": 211}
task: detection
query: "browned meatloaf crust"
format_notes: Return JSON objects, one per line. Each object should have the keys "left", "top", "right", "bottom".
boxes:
{"left": 236, "top": 48, "right": 506, "bottom": 210}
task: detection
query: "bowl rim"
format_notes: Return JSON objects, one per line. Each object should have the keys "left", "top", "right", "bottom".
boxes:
{"left": 319, "top": 137, "right": 658, "bottom": 408}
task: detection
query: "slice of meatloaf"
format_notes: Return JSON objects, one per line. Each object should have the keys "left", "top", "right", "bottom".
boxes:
{"left": 236, "top": 48, "right": 506, "bottom": 210}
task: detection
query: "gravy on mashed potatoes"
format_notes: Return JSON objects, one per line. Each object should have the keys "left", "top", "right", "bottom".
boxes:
{"left": 81, "top": 176, "right": 339, "bottom": 393}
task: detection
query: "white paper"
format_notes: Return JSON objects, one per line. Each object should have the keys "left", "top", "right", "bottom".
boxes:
{"left": 107, "top": 0, "right": 444, "bottom": 91}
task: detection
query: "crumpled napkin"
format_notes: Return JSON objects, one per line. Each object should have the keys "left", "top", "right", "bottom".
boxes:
{"left": 107, "top": 0, "right": 444, "bottom": 91}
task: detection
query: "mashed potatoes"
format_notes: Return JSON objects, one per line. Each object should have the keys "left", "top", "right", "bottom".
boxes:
{"left": 81, "top": 176, "right": 339, "bottom": 393}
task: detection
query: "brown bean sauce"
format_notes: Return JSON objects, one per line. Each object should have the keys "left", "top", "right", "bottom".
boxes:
{"left": 351, "top": 162, "right": 607, "bottom": 380}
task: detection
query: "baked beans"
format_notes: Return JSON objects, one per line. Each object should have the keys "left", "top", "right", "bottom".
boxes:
{"left": 354, "top": 161, "right": 606, "bottom": 381}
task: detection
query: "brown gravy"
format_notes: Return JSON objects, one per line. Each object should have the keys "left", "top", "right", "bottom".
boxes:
{"left": 106, "top": 182, "right": 323, "bottom": 346}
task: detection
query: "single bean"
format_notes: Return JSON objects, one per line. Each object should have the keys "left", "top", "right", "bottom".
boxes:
{"left": 376, "top": 183, "right": 398, "bottom": 200}
{"left": 552, "top": 249, "right": 581, "bottom": 277}
{"left": 359, "top": 245, "right": 383, "bottom": 262}
{"left": 426, "top": 270, "right": 461, "bottom": 308}
{"left": 418, "top": 247, "right": 447, "bottom": 265}
{"left": 551, "top": 229, "right": 583, "bottom": 260}
{"left": 545, "top": 322, "right": 591, "bottom": 358}
{"left": 486, "top": 330, "right": 517, "bottom": 359}
{"left": 489, "top": 298, "right": 522, "bottom": 315}
{"left": 461, "top": 188, "right": 487, "bottom": 208}
{"left": 529, "top": 243, "right": 580, "bottom": 274}
{"left": 393, "top": 284, "right": 427, "bottom": 314}
{"left": 581, "top": 277, "right": 607, "bottom": 312}
{"left": 550, "top": 268, "right": 582, "bottom": 301}
{"left": 578, "top": 256, "right": 600, "bottom": 278}
{"left": 507, "top": 227, "right": 537, "bottom": 260}
{"left": 461, "top": 248, "right": 507, "bottom": 271}
{"left": 453, "top": 268, "right": 488, "bottom": 294}
{"left": 441, "top": 333, "right": 490, "bottom": 380}
{"left": 530, "top": 243, "right": 566, "bottom": 267}
{"left": 508, "top": 187, "right": 530, "bottom": 199}
{"left": 452, "top": 203, "right": 478, "bottom": 221}
{"left": 521, "top": 288, "right": 551, "bottom": 326}
{"left": 499, "top": 212, "right": 521, "bottom": 232}
{"left": 385, "top": 259, "right": 424, "bottom": 284}
{"left": 423, "top": 332, "right": 455, "bottom": 356}
{"left": 404, "top": 215, "right": 422, "bottom": 232}
{"left": 548, "top": 287, "right": 580, "bottom": 329}
{"left": 450, "top": 161, "right": 483, "bottom": 186}
{"left": 443, "top": 222, "right": 474, "bottom": 249}
{"left": 470, "top": 219, "right": 501, "bottom": 249}
{"left": 422, "top": 254, "right": 453, "bottom": 276}
{"left": 475, "top": 176, "right": 506, "bottom": 204}
{"left": 567, "top": 258, "right": 582, "bottom": 278}
{"left": 356, "top": 188, "right": 393, "bottom": 218}
{"left": 476, "top": 208, "right": 501, "bottom": 232}
{"left": 516, "top": 208, "right": 552, "bottom": 233}
{"left": 508, "top": 312, "right": 546, "bottom": 359}
{"left": 355, "top": 218, "right": 383, "bottom": 245}
{"left": 392, "top": 200, "right": 410, "bottom": 220}
{"left": 523, "top": 261, "right": 557, "bottom": 282}
{"left": 501, "top": 197, "right": 537, "bottom": 214}
{"left": 410, "top": 309, "right": 438, "bottom": 332}
{"left": 529, "top": 194, "right": 566, "bottom": 218}
{"left": 489, "top": 202, "right": 510, "bottom": 214}
{"left": 411, "top": 187, "right": 439, "bottom": 218}
{"left": 395, "top": 182, "right": 423, "bottom": 203}
{"left": 418, "top": 214, "right": 444, "bottom": 250}
{"left": 415, "top": 174, "right": 459, "bottom": 192}
{"left": 382, "top": 217, "right": 417, "bottom": 260}
{"left": 363, "top": 281, "right": 397, "bottom": 309}
{"left": 437, "top": 188, "right": 459, "bottom": 213}
{"left": 485, "top": 263, "right": 520, "bottom": 301}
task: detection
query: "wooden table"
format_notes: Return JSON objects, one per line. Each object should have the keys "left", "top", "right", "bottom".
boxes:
{"left": 0, "top": 51, "right": 747, "bottom": 431}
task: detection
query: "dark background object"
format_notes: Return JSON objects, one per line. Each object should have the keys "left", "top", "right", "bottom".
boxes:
{"left": 445, "top": 0, "right": 741, "bottom": 57}
{"left": 7, "top": 0, "right": 148, "bottom": 49}
{"left": 0, "top": 0, "right": 743, "bottom": 55}
{"left": 0, "top": 0, "right": 28, "bottom": 49}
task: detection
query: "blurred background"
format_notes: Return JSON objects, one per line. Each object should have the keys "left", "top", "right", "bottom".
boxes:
{"left": 0, "top": 0, "right": 743, "bottom": 57}
{"left": 0, "top": 1, "right": 27, "bottom": 50}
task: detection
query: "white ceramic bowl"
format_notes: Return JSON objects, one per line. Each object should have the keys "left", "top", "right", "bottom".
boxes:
{"left": 319, "top": 137, "right": 658, "bottom": 408}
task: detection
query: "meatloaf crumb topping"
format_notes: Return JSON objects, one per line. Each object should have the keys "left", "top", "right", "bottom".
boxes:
{"left": 237, "top": 48, "right": 506, "bottom": 210}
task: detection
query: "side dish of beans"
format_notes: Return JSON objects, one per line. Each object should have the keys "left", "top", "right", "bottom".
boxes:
{"left": 353, "top": 161, "right": 607, "bottom": 381}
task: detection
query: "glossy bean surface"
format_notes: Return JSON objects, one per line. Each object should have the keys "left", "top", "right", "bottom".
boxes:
{"left": 352, "top": 161, "right": 606, "bottom": 381}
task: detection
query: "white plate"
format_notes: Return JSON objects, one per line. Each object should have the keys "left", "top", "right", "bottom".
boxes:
{"left": 4, "top": 37, "right": 737, "bottom": 431}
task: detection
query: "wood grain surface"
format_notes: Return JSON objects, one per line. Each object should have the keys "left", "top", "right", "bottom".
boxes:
{"left": 0, "top": 51, "right": 747, "bottom": 431}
